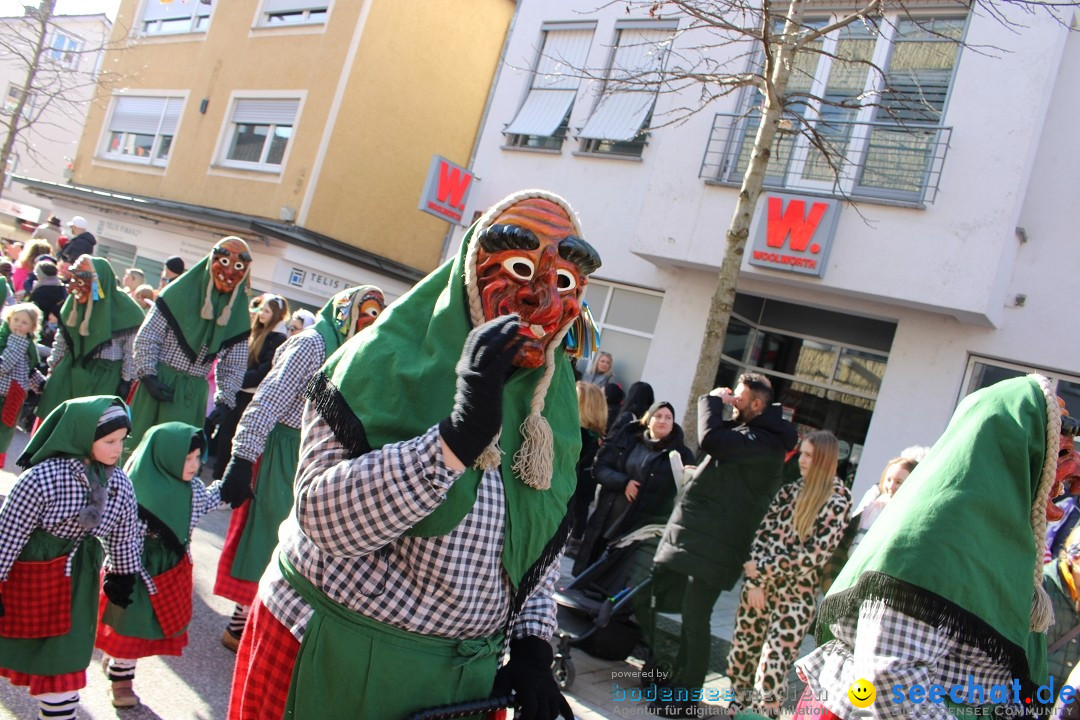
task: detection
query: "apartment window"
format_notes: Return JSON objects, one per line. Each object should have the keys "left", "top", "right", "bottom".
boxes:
{"left": 104, "top": 96, "right": 183, "bottom": 167}
{"left": 259, "top": 1, "right": 329, "bottom": 26}
{"left": 2, "top": 84, "right": 31, "bottom": 119}
{"left": 141, "top": 0, "right": 212, "bottom": 35}
{"left": 504, "top": 23, "right": 595, "bottom": 151}
{"left": 577, "top": 21, "right": 676, "bottom": 158}
{"left": 704, "top": 15, "right": 964, "bottom": 204}
{"left": 222, "top": 98, "right": 299, "bottom": 171}
{"left": 582, "top": 279, "right": 664, "bottom": 386}
{"left": 47, "top": 30, "right": 83, "bottom": 69}
{"left": 962, "top": 357, "right": 1080, "bottom": 415}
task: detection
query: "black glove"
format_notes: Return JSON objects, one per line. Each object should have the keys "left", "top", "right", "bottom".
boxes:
{"left": 117, "top": 379, "right": 132, "bottom": 401}
{"left": 492, "top": 636, "right": 573, "bottom": 720}
{"left": 438, "top": 315, "right": 522, "bottom": 468}
{"left": 103, "top": 572, "right": 137, "bottom": 609}
{"left": 220, "top": 457, "right": 255, "bottom": 509}
{"left": 140, "top": 375, "right": 174, "bottom": 403}
{"left": 205, "top": 402, "right": 229, "bottom": 430}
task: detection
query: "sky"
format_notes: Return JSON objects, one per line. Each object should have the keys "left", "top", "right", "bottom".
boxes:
{"left": 0, "top": 0, "right": 121, "bottom": 21}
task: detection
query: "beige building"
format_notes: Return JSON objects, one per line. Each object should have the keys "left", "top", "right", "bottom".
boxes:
{"left": 18, "top": 0, "right": 514, "bottom": 306}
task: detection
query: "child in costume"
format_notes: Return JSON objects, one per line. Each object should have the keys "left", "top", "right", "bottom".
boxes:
{"left": 96, "top": 421, "right": 224, "bottom": 708}
{"left": 0, "top": 396, "right": 141, "bottom": 720}
{"left": 729, "top": 430, "right": 851, "bottom": 717}
{"left": 228, "top": 190, "right": 600, "bottom": 720}
{"left": 214, "top": 285, "right": 385, "bottom": 651}
{"left": 0, "top": 302, "right": 46, "bottom": 466}
{"left": 37, "top": 255, "right": 145, "bottom": 424}
{"left": 796, "top": 376, "right": 1080, "bottom": 719}
{"left": 128, "top": 237, "right": 252, "bottom": 452}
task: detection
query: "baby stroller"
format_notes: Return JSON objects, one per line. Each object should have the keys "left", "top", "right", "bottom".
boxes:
{"left": 552, "top": 524, "right": 665, "bottom": 690}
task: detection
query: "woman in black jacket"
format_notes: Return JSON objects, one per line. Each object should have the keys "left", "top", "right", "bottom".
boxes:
{"left": 573, "top": 400, "right": 694, "bottom": 575}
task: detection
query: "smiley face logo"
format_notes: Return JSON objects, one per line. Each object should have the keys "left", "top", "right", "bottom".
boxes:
{"left": 848, "top": 679, "right": 876, "bottom": 708}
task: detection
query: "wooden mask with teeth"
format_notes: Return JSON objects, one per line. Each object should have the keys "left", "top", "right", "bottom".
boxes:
{"left": 475, "top": 198, "right": 600, "bottom": 369}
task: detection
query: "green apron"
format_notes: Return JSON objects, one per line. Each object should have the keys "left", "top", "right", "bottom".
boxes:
{"left": 127, "top": 363, "right": 209, "bottom": 453}
{"left": 0, "top": 398, "right": 15, "bottom": 454}
{"left": 0, "top": 530, "right": 104, "bottom": 675}
{"left": 101, "top": 536, "right": 183, "bottom": 640}
{"left": 37, "top": 355, "right": 122, "bottom": 420}
{"left": 231, "top": 423, "right": 301, "bottom": 582}
{"left": 280, "top": 556, "right": 501, "bottom": 720}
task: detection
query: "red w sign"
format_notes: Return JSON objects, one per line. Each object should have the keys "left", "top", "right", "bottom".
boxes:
{"left": 418, "top": 155, "right": 475, "bottom": 225}
{"left": 749, "top": 193, "right": 840, "bottom": 277}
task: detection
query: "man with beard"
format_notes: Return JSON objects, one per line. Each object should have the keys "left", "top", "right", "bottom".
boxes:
{"left": 127, "top": 237, "right": 251, "bottom": 451}
{"left": 227, "top": 190, "right": 600, "bottom": 720}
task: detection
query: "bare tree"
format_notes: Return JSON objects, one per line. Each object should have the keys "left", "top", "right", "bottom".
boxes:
{"left": 560, "top": 0, "right": 1075, "bottom": 445}
{"left": 0, "top": 0, "right": 124, "bottom": 201}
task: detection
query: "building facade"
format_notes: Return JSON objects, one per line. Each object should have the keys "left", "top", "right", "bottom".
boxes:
{"left": 18, "top": 0, "right": 515, "bottom": 307}
{"left": 454, "top": 1, "right": 1080, "bottom": 494}
{"left": 0, "top": 11, "right": 110, "bottom": 229}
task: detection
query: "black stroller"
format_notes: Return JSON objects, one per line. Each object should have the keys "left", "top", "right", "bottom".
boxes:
{"left": 552, "top": 524, "right": 665, "bottom": 690}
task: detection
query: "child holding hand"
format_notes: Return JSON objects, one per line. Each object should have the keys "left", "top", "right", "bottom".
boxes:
{"left": 0, "top": 302, "right": 46, "bottom": 466}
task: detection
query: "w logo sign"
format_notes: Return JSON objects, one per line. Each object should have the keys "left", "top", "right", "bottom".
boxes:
{"left": 748, "top": 192, "right": 840, "bottom": 278}
{"left": 418, "top": 155, "right": 475, "bottom": 226}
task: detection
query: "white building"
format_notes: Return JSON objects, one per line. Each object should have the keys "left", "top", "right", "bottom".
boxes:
{"left": 454, "top": 1, "right": 1080, "bottom": 495}
{"left": 0, "top": 11, "right": 110, "bottom": 229}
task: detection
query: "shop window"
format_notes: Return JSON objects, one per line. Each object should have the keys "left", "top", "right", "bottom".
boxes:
{"left": 504, "top": 23, "right": 595, "bottom": 151}
{"left": 220, "top": 98, "right": 300, "bottom": 172}
{"left": 102, "top": 96, "right": 183, "bottom": 167}
{"left": 141, "top": 0, "right": 212, "bottom": 35}
{"left": 962, "top": 357, "right": 1080, "bottom": 416}
{"left": 582, "top": 279, "right": 664, "bottom": 386}
{"left": 577, "top": 21, "right": 676, "bottom": 158}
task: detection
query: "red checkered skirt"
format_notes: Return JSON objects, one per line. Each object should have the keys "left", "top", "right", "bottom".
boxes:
{"left": 214, "top": 488, "right": 259, "bottom": 606}
{"left": 0, "top": 666, "right": 86, "bottom": 695}
{"left": 0, "top": 555, "right": 71, "bottom": 639}
{"left": 95, "top": 556, "right": 193, "bottom": 659}
{"left": 228, "top": 600, "right": 299, "bottom": 720}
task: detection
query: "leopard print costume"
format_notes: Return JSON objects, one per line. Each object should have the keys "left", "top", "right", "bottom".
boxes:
{"left": 726, "top": 476, "right": 851, "bottom": 717}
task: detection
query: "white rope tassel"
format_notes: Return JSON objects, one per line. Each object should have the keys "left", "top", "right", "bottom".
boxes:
{"left": 78, "top": 289, "right": 93, "bottom": 337}
{"left": 474, "top": 432, "right": 502, "bottom": 472}
{"left": 217, "top": 283, "right": 243, "bottom": 327}
{"left": 512, "top": 324, "right": 571, "bottom": 490}
{"left": 1029, "top": 373, "right": 1060, "bottom": 632}
{"left": 201, "top": 276, "right": 215, "bottom": 321}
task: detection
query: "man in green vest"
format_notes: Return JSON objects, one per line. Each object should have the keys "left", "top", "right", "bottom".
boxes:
{"left": 227, "top": 190, "right": 601, "bottom": 720}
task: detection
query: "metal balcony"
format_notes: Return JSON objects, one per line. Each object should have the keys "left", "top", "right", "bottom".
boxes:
{"left": 699, "top": 112, "right": 952, "bottom": 206}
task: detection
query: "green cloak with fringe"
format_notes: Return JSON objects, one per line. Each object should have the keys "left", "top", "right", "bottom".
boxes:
{"left": 817, "top": 375, "right": 1056, "bottom": 697}
{"left": 124, "top": 421, "right": 197, "bottom": 544}
{"left": 56, "top": 257, "right": 144, "bottom": 363}
{"left": 19, "top": 395, "right": 126, "bottom": 467}
{"left": 154, "top": 254, "right": 250, "bottom": 363}
{"left": 309, "top": 222, "right": 580, "bottom": 589}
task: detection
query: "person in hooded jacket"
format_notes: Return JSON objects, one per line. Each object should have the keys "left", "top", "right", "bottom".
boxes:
{"left": 611, "top": 381, "right": 654, "bottom": 433}
{"left": 574, "top": 401, "right": 693, "bottom": 576}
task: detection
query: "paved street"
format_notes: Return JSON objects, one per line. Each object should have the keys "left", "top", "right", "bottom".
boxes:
{"left": 0, "top": 428, "right": 797, "bottom": 719}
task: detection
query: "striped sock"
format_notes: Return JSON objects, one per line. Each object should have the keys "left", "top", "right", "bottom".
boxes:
{"left": 35, "top": 691, "right": 79, "bottom": 720}
{"left": 228, "top": 604, "right": 250, "bottom": 636}
{"left": 106, "top": 657, "right": 137, "bottom": 681}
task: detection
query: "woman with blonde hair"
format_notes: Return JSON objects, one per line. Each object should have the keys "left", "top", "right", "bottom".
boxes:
{"left": 727, "top": 429, "right": 851, "bottom": 717}
{"left": 13, "top": 239, "right": 53, "bottom": 298}
{"left": 568, "top": 381, "right": 609, "bottom": 555}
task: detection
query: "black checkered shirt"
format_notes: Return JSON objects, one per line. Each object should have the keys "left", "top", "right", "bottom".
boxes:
{"left": 261, "top": 407, "right": 560, "bottom": 643}
{"left": 0, "top": 458, "right": 143, "bottom": 579}
{"left": 133, "top": 305, "right": 246, "bottom": 408}
{"left": 796, "top": 600, "right": 1024, "bottom": 719}
{"left": 0, "top": 333, "right": 44, "bottom": 394}
{"left": 231, "top": 330, "right": 324, "bottom": 462}
{"left": 142, "top": 477, "right": 224, "bottom": 593}
{"left": 48, "top": 328, "right": 136, "bottom": 381}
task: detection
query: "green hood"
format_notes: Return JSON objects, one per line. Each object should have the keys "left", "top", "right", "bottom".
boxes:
{"left": 58, "top": 257, "right": 145, "bottom": 363}
{"left": 154, "top": 254, "right": 250, "bottom": 363}
{"left": 124, "top": 421, "right": 198, "bottom": 545}
{"left": 817, "top": 374, "right": 1060, "bottom": 696}
{"left": 308, "top": 218, "right": 581, "bottom": 588}
{"left": 18, "top": 395, "right": 127, "bottom": 467}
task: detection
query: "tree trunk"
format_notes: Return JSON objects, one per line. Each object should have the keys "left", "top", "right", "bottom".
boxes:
{"left": 0, "top": 0, "right": 54, "bottom": 203}
{"left": 681, "top": 0, "right": 805, "bottom": 449}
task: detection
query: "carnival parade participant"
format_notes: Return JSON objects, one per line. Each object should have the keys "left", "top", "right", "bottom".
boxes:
{"left": 0, "top": 302, "right": 46, "bottom": 466}
{"left": 214, "top": 285, "right": 386, "bottom": 652}
{"left": 227, "top": 190, "right": 600, "bottom": 720}
{"left": 95, "top": 422, "right": 223, "bottom": 708}
{"left": 127, "top": 237, "right": 252, "bottom": 451}
{"left": 0, "top": 396, "right": 141, "bottom": 720}
{"left": 796, "top": 376, "right": 1080, "bottom": 719}
{"left": 37, "top": 256, "right": 145, "bottom": 423}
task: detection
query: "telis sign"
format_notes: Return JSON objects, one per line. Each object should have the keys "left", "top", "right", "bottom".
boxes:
{"left": 748, "top": 192, "right": 840, "bottom": 278}
{"left": 418, "top": 155, "right": 475, "bottom": 226}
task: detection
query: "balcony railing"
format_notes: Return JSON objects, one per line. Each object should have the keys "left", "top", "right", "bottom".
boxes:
{"left": 699, "top": 112, "right": 952, "bottom": 206}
